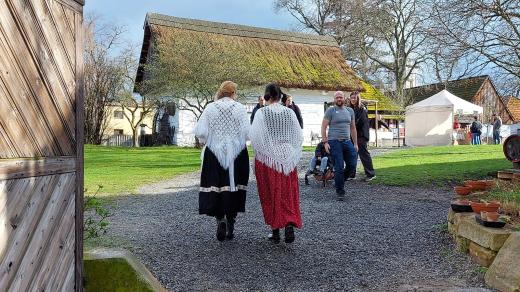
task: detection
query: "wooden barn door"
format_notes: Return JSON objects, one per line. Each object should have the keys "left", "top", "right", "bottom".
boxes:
{"left": 0, "top": 0, "right": 84, "bottom": 291}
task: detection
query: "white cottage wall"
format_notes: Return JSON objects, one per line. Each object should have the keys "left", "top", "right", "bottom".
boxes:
{"left": 173, "top": 89, "right": 347, "bottom": 146}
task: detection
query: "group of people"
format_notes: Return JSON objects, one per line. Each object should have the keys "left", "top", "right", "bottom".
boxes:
{"left": 319, "top": 91, "right": 376, "bottom": 200}
{"left": 459, "top": 114, "right": 502, "bottom": 145}
{"left": 194, "top": 81, "right": 376, "bottom": 243}
{"left": 195, "top": 81, "right": 303, "bottom": 243}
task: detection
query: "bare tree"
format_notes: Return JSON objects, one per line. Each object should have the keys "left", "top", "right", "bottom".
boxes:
{"left": 139, "top": 28, "right": 260, "bottom": 127}
{"left": 274, "top": 0, "right": 383, "bottom": 82}
{"left": 83, "top": 15, "right": 134, "bottom": 144}
{"left": 116, "top": 91, "right": 156, "bottom": 147}
{"left": 275, "top": 0, "right": 431, "bottom": 97}
{"left": 431, "top": 0, "right": 520, "bottom": 96}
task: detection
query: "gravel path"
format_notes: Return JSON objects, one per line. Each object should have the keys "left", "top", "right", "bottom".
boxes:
{"left": 106, "top": 150, "right": 489, "bottom": 291}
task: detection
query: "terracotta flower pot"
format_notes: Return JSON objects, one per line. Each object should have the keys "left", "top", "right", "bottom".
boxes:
{"left": 464, "top": 180, "right": 477, "bottom": 186}
{"left": 482, "top": 180, "right": 495, "bottom": 187}
{"left": 470, "top": 201, "right": 499, "bottom": 214}
{"left": 470, "top": 202, "right": 485, "bottom": 214}
{"left": 454, "top": 186, "right": 472, "bottom": 196}
{"left": 486, "top": 212, "right": 500, "bottom": 222}
{"left": 464, "top": 180, "right": 492, "bottom": 191}
{"left": 486, "top": 201, "right": 501, "bottom": 208}
{"left": 456, "top": 199, "right": 470, "bottom": 205}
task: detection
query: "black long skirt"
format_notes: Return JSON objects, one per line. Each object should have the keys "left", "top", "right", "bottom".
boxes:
{"left": 199, "top": 146, "right": 249, "bottom": 218}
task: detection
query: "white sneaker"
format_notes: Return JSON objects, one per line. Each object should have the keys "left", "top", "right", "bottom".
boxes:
{"left": 364, "top": 176, "right": 376, "bottom": 182}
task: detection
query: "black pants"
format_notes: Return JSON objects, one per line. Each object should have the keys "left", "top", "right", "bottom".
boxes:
{"left": 351, "top": 138, "right": 375, "bottom": 178}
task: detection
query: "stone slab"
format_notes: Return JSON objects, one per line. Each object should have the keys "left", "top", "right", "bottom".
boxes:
{"left": 447, "top": 209, "right": 474, "bottom": 235}
{"left": 84, "top": 248, "right": 167, "bottom": 292}
{"left": 455, "top": 235, "right": 470, "bottom": 253}
{"left": 468, "top": 241, "right": 497, "bottom": 267}
{"left": 485, "top": 232, "right": 520, "bottom": 292}
{"left": 457, "top": 216, "right": 512, "bottom": 251}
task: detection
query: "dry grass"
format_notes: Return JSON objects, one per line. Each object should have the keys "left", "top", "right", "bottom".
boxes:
{"left": 484, "top": 180, "right": 520, "bottom": 226}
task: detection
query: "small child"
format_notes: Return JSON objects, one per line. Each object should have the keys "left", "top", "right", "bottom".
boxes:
{"left": 306, "top": 141, "right": 330, "bottom": 176}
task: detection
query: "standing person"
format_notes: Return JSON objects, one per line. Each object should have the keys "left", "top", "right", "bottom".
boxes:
{"left": 194, "top": 81, "right": 250, "bottom": 241}
{"left": 282, "top": 94, "right": 304, "bottom": 129}
{"left": 321, "top": 91, "right": 358, "bottom": 201}
{"left": 250, "top": 83, "right": 303, "bottom": 244}
{"left": 250, "top": 95, "right": 265, "bottom": 124}
{"left": 493, "top": 114, "right": 502, "bottom": 144}
{"left": 349, "top": 91, "right": 376, "bottom": 181}
{"left": 470, "top": 116, "right": 482, "bottom": 145}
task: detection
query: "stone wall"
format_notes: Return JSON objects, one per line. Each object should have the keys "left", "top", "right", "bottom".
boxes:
{"left": 447, "top": 209, "right": 520, "bottom": 292}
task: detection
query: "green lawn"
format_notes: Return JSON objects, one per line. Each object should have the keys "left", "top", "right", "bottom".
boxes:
{"left": 84, "top": 145, "right": 201, "bottom": 195}
{"left": 85, "top": 144, "right": 510, "bottom": 195}
{"left": 85, "top": 145, "right": 313, "bottom": 195}
{"left": 372, "top": 145, "right": 510, "bottom": 186}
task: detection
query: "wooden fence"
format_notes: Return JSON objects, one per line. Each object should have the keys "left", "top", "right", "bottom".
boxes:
{"left": 102, "top": 135, "right": 134, "bottom": 147}
{"left": 0, "top": 0, "right": 84, "bottom": 290}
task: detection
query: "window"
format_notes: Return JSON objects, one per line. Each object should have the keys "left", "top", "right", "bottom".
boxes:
{"left": 113, "top": 129, "right": 124, "bottom": 135}
{"left": 114, "top": 110, "right": 124, "bottom": 119}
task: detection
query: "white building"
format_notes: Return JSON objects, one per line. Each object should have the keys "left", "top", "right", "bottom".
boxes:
{"left": 135, "top": 13, "right": 397, "bottom": 146}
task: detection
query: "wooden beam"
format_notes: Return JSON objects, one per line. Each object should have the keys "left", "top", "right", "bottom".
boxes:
{"left": 74, "top": 6, "right": 85, "bottom": 291}
{"left": 0, "top": 158, "right": 76, "bottom": 181}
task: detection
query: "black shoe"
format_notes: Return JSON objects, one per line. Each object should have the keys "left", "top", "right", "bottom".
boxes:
{"left": 268, "top": 229, "right": 280, "bottom": 243}
{"left": 226, "top": 218, "right": 235, "bottom": 240}
{"left": 336, "top": 190, "right": 345, "bottom": 201}
{"left": 284, "top": 225, "right": 295, "bottom": 243}
{"left": 216, "top": 218, "right": 227, "bottom": 241}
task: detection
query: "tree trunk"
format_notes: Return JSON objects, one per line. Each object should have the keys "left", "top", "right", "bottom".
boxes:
{"left": 132, "top": 127, "right": 139, "bottom": 147}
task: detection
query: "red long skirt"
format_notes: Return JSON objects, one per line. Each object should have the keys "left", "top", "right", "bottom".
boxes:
{"left": 255, "top": 160, "right": 302, "bottom": 229}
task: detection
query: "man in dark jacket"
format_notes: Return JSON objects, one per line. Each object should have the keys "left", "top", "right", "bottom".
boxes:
{"left": 349, "top": 91, "right": 376, "bottom": 181}
{"left": 250, "top": 96, "right": 265, "bottom": 124}
{"left": 282, "top": 94, "right": 304, "bottom": 129}
{"left": 492, "top": 114, "right": 502, "bottom": 144}
{"left": 470, "top": 116, "right": 482, "bottom": 145}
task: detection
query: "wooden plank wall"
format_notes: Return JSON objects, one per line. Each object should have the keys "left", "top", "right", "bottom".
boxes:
{"left": 0, "top": 0, "right": 84, "bottom": 291}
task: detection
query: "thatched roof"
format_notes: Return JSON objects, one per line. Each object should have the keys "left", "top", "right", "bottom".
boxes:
{"left": 360, "top": 81, "right": 400, "bottom": 112}
{"left": 135, "top": 13, "right": 363, "bottom": 92}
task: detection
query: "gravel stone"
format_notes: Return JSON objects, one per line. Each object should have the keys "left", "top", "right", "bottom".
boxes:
{"left": 105, "top": 150, "right": 489, "bottom": 291}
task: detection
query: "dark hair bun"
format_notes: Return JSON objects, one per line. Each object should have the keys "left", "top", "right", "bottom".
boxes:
{"left": 264, "top": 83, "right": 281, "bottom": 102}
{"left": 281, "top": 93, "right": 288, "bottom": 104}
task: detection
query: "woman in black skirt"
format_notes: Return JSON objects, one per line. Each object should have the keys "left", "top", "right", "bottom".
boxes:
{"left": 194, "top": 81, "right": 250, "bottom": 241}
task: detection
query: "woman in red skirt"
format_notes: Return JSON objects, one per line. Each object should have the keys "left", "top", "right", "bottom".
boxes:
{"left": 250, "top": 83, "right": 304, "bottom": 243}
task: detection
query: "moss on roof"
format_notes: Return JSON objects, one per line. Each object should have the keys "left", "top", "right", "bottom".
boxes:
{"left": 137, "top": 13, "right": 363, "bottom": 92}
{"left": 360, "top": 81, "right": 401, "bottom": 112}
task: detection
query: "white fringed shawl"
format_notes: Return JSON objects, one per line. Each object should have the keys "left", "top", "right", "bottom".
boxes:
{"left": 194, "top": 97, "right": 250, "bottom": 191}
{"left": 249, "top": 103, "right": 303, "bottom": 175}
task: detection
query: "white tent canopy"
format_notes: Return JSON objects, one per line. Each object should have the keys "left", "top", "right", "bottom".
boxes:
{"left": 405, "top": 89, "right": 483, "bottom": 146}
{"left": 406, "top": 89, "right": 483, "bottom": 115}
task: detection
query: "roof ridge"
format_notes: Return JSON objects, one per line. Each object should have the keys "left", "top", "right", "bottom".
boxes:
{"left": 403, "top": 75, "right": 489, "bottom": 91}
{"left": 146, "top": 12, "right": 337, "bottom": 47}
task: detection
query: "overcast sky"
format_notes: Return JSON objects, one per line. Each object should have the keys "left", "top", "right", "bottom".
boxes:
{"left": 84, "top": 0, "right": 296, "bottom": 55}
